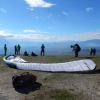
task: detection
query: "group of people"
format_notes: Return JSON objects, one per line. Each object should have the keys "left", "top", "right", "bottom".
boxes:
{"left": 24, "top": 50, "right": 37, "bottom": 56}
{"left": 4, "top": 44, "right": 21, "bottom": 56}
{"left": 90, "top": 48, "right": 96, "bottom": 55}
{"left": 14, "top": 44, "right": 21, "bottom": 55}
{"left": 23, "top": 44, "right": 45, "bottom": 56}
{"left": 70, "top": 44, "right": 97, "bottom": 57}
{"left": 4, "top": 43, "right": 97, "bottom": 57}
{"left": 4, "top": 44, "right": 45, "bottom": 56}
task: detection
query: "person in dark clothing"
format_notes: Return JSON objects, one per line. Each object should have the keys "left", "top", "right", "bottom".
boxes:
{"left": 90, "top": 48, "right": 93, "bottom": 55}
{"left": 14, "top": 45, "right": 17, "bottom": 55}
{"left": 24, "top": 50, "right": 28, "bottom": 56}
{"left": 70, "top": 44, "right": 81, "bottom": 57}
{"left": 17, "top": 44, "right": 21, "bottom": 55}
{"left": 92, "top": 48, "right": 96, "bottom": 55}
{"left": 4, "top": 44, "right": 7, "bottom": 56}
{"left": 41, "top": 44, "right": 45, "bottom": 56}
{"left": 31, "top": 52, "right": 37, "bottom": 56}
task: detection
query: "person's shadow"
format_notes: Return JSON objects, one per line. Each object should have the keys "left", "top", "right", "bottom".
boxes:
{"left": 14, "top": 82, "right": 42, "bottom": 94}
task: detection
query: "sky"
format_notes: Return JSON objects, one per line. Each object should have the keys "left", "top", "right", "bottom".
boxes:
{"left": 0, "top": 0, "right": 100, "bottom": 43}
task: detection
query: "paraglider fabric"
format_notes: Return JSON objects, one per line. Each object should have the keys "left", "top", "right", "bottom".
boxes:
{"left": 3, "top": 55, "right": 96, "bottom": 72}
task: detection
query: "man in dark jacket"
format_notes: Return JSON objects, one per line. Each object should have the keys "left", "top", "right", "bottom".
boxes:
{"left": 70, "top": 44, "right": 81, "bottom": 57}
{"left": 41, "top": 44, "right": 45, "bottom": 56}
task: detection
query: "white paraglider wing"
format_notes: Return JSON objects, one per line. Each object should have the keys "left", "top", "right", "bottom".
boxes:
{"left": 3, "top": 55, "right": 96, "bottom": 72}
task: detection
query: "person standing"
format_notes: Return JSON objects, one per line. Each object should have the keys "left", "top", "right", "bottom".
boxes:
{"left": 14, "top": 45, "right": 17, "bottom": 55}
{"left": 90, "top": 48, "right": 93, "bottom": 55}
{"left": 4, "top": 44, "right": 7, "bottom": 56}
{"left": 16, "top": 45, "right": 18, "bottom": 55}
{"left": 93, "top": 48, "right": 96, "bottom": 55}
{"left": 70, "top": 44, "right": 81, "bottom": 57}
{"left": 17, "top": 44, "right": 21, "bottom": 55}
{"left": 41, "top": 44, "right": 45, "bottom": 56}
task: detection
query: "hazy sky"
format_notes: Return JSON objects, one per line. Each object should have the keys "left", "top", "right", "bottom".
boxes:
{"left": 0, "top": 0, "right": 100, "bottom": 42}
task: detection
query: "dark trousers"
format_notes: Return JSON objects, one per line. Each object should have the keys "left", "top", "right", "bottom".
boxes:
{"left": 4, "top": 50, "right": 7, "bottom": 56}
{"left": 15, "top": 50, "right": 16, "bottom": 55}
{"left": 75, "top": 50, "right": 78, "bottom": 57}
{"left": 93, "top": 52, "right": 96, "bottom": 55}
{"left": 90, "top": 52, "right": 92, "bottom": 55}
{"left": 41, "top": 50, "right": 44, "bottom": 56}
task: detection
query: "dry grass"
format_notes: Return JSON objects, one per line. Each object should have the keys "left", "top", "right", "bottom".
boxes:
{"left": 0, "top": 55, "right": 100, "bottom": 100}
